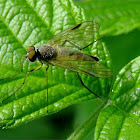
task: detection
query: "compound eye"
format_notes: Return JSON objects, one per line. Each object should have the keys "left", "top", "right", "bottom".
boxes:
{"left": 27, "top": 46, "right": 37, "bottom": 62}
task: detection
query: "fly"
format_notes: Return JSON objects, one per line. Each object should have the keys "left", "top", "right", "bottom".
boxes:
{"left": 0, "top": 21, "right": 113, "bottom": 113}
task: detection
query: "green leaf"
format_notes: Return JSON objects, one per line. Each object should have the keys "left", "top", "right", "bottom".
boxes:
{"left": 111, "top": 56, "right": 140, "bottom": 123}
{"left": 94, "top": 56, "right": 140, "bottom": 139}
{"left": 95, "top": 105, "right": 140, "bottom": 140}
{"left": 0, "top": 0, "right": 112, "bottom": 128}
{"left": 77, "top": 0, "right": 140, "bottom": 36}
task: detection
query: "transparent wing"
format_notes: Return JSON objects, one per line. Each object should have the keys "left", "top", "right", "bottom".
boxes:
{"left": 47, "top": 21, "right": 100, "bottom": 50}
{"left": 50, "top": 52, "right": 112, "bottom": 78}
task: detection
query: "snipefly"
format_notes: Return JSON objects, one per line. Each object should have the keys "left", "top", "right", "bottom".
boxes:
{"left": 0, "top": 21, "right": 112, "bottom": 113}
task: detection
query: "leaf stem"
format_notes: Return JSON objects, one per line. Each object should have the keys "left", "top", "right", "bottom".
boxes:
{"left": 67, "top": 98, "right": 107, "bottom": 140}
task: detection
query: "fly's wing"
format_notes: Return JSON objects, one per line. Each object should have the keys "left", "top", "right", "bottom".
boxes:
{"left": 50, "top": 51, "right": 112, "bottom": 78}
{"left": 47, "top": 21, "right": 100, "bottom": 50}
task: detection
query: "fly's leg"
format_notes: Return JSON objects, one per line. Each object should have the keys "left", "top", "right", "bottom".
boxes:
{"left": 62, "top": 40, "right": 80, "bottom": 48}
{"left": 1, "top": 63, "right": 43, "bottom": 103}
{"left": 61, "top": 36, "right": 103, "bottom": 50}
{"left": 0, "top": 56, "right": 26, "bottom": 80}
{"left": 80, "top": 36, "right": 103, "bottom": 50}
{"left": 76, "top": 72, "right": 100, "bottom": 98}
{"left": 46, "top": 65, "right": 49, "bottom": 114}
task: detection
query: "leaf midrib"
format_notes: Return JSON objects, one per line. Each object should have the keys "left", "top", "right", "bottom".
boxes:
{"left": 113, "top": 104, "right": 140, "bottom": 126}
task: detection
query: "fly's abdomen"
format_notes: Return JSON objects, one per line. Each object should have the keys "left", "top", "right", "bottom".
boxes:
{"left": 57, "top": 48, "right": 99, "bottom": 62}
{"left": 37, "top": 45, "right": 57, "bottom": 61}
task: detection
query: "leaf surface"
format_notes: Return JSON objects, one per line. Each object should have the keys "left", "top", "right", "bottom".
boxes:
{"left": 94, "top": 56, "right": 140, "bottom": 140}
{"left": 0, "top": 0, "right": 112, "bottom": 128}
{"left": 77, "top": 0, "right": 140, "bottom": 36}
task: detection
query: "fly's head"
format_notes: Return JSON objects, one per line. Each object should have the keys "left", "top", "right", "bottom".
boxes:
{"left": 27, "top": 46, "right": 37, "bottom": 62}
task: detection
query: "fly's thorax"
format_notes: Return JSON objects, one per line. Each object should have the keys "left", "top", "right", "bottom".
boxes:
{"left": 37, "top": 44, "right": 57, "bottom": 61}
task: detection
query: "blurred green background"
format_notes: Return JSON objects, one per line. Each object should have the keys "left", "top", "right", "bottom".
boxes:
{"left": 0, "top": 0, "right": 140, "bottom": 139}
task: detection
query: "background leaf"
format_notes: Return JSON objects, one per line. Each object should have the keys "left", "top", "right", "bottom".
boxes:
{"left": 95, "top": 105, "right": 140, "bottom": 140}
{"left": 77, "top": 0, "right": 140, "bottom": 36}
{"left": 68, "top": 98, "right": 107, "bottom": 140}
{"left": 0, "top": 0, "right": 111, "bottom": 129}
{"left": 1, "top": 0, "right": 140, "bottom": 139}
{"left": 94, "top": 56, "right": 140, "bottom": 140}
